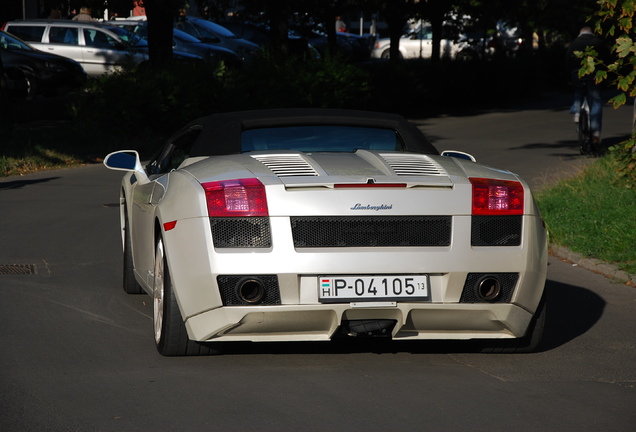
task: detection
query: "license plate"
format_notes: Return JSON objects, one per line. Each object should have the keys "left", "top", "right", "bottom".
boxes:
{"left": 319, "top": 275, "right": 430, "bottom": 303}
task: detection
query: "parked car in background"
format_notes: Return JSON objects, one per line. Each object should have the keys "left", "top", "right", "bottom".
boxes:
{"left": 107, "top": 20, "right": 241, "bottom": 67}
{"left": 2, "top": 20, "right": 201, "bottom": 77}
{"left": 217, "top": 21, "right": 272, "bottom": 47}
{"left": 2, "top": 20, "right": 148, "bottom": 76}
{"left": 104, "top": 108, "right": 548, "bottom": 356}
{"left": 219, "top": 21, "right": 317, "bottom": 58}
{"left": 173, "top": 16, "right": 259, "bottom": 61}
{"left": 305, "top": 30, "right": 372, "bottom": 61}
{"left": 371, "top": 24, "right": 466, "bottom": 60}
{"left": 0, "top": 29, "right": 85, "bottom": 99}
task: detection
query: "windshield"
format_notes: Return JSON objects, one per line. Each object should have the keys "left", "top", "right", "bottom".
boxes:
{"left": 241, "top": 126, "right": 405, "bottom": 153}
{"left": 0, "top": 31, "right": 33, "bottom": 51}
{"left": 104, "top": 25, "right": 147, "bottom": 47}
{"left": 174, "top": 28, "right": 202, "bottom": 43}
{"left": 191, "top": 18, "right": 238, "bottom": 38}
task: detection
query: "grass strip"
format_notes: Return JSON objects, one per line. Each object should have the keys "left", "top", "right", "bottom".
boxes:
{"left": 536, "top": 155, "right": 636, "bottom": 275}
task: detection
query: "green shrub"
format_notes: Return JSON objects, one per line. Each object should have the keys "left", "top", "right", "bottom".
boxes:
{"left": 228, "top": 51, "right": 373, "bottom": 110}
{"left": 74, "top": 60, "right": 235, "bottom": 140}
{"left": 71, "top": 53, "right": 375, "bottom": 154}
{"left": 609, "top": 136, "right": 636, "bottom": 188}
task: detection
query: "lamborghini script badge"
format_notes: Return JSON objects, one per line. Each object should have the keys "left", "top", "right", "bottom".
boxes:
{"left": 350, "top": 203, "right": 393, "bottom": 211}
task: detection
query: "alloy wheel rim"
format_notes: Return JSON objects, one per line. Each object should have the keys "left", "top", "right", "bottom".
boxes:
{"left": 153, "top": 240, "right": 164, "bottom": 345}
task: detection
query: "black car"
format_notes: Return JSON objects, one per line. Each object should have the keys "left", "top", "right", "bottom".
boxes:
{"left": 0, "top": 30, "right": 86, "bottom": 100}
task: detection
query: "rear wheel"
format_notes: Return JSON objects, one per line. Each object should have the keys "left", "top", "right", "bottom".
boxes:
{"left": 481, "top": 289, "right": 547, "bottom": 353}
{"left": 153, "top": 237, "right": 217, "bottom": 356}
{"left": 22, "top": 71, "right": 38, "bottom": 100}
{"left": 578, "top": 106, "right": 591, "bottom": 155}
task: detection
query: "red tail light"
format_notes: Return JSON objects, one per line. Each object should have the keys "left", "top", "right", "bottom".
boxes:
{"left": 202, "top": 178, "right": 268, "bottom": 217}
{"left": 470, "top": 178, "right": 524, "bottom": 215}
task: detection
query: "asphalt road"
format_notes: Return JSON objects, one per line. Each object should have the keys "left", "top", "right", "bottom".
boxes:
{"left": 1, "top": 95, "right": 635, "bottom": 432}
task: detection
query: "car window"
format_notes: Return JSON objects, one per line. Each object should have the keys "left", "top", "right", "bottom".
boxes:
{"left": 176, "top": 21, "right": 219, "bottom": 43}
{"left": 0, "top": 32, "right": 33, "bottom": 50}
{"left": 147, "top": 127, "right": 203, "bottom": 175}
{"left": 410, "top": 27, "right": 432, "bottom": 40}
{"left": 49, "top": 26, "right": 79, "bottom": 45}
{"left": 6, "top": 25, "right": 45, "bottom": 43}
{"left": 104, "top": 25, "right": 145, "bottom": 46}
{"left": 83, "top": 29, "right": 115, "bottom": 48}
{"left": 174, "top": 29, "right": 201, "bottom": 43}
{"left": 194, "top": 19, "right": 237, "bottom": 38}
{"left": 241, "top": 126, "right": 405, "bottom": 153}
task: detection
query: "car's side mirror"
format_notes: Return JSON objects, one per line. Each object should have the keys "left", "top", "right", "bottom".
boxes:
{"left": 441, "top": 150, "right": 477, "bottom": 162}
{"left": 104, "top": 150, "right": 149, "bottom": 182}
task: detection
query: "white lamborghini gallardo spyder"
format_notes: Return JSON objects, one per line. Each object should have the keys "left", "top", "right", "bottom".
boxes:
{"left": 104, "top": 109, "right": 548, "bottom": 356}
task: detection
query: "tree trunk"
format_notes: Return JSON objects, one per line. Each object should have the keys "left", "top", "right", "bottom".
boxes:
{"left": 144, "top": 0, "right": 180, "bottom": 65}
{"left": 384, "top": 2, "right": 407, "bottom": 64}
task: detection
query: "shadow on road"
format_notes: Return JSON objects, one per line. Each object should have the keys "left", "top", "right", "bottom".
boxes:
{"left": 0, "top": 177, "right": 61, "bottom": 190}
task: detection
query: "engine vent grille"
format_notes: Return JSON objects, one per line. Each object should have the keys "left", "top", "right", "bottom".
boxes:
{"left": 379, "top": 154, "right": 447, "bottom": 176}
{"left": 251, "top": 154, "right": 318, "bottom": 177}
{"left": 291, "top": 216, "right": 451, "bottom": 247}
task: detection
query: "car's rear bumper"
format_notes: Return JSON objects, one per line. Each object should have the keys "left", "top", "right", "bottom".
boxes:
{"left": 185, "top": 302, "right": 534, "bottom": 342}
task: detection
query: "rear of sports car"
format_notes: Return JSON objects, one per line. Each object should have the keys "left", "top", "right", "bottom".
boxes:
{"left": 158, "top": 149, "right": 548, "bottom": 351}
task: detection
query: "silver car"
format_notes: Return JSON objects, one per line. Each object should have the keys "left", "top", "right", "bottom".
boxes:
{"left": 104, "top": 109, "right": 548, "bottom": 356}
{"left": 371, "top": 25, "right": 464, "bottom": 60}
{"left": 3, "top": 20, "right": 147, "bottom": 76}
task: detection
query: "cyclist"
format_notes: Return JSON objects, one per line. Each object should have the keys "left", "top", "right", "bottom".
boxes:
{"left": 566, "top": 26, "right": 608, "bottom": 146}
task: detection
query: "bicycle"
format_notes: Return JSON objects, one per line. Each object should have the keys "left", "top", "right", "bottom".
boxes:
{"left": 576, "top": 83, "right": 597, "bottom": 156}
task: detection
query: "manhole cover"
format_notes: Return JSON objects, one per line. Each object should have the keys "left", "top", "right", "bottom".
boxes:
{"left": 0, "top": 264, "right": 37, "bottom": 275}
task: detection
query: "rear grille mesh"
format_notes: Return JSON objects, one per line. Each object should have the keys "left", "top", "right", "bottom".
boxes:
{"left": 210, "top": 217, "right": 271, "bottom": 248}
{"left": 291, "top": 216, "right": 451, "bottom": 247}
{"left": 471, "top": 215, "right": 522, "bottom": 246}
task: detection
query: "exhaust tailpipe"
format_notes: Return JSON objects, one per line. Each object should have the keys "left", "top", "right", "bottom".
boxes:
{"left": 236, "top": 278, "right": 266, "bottom": 304}
{"left": 477, "top": 276, "right": 502, "bottom": 302}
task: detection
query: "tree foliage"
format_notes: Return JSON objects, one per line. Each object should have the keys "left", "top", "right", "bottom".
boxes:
{"left": 582, "top": 0, "right": 636, "bottom": 187}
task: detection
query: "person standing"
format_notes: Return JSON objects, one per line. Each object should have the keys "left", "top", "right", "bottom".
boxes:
{"left": 72, "top": 7, "right": 94, "bottom": 21}
{"left": 566, "top": 26, "right": 607, "bottom": 144}
{"left": 132, "top": 0, "right": 145, "bottom": 17}
{"left": 335, "top": 16, "right": 346, "bottom": 33}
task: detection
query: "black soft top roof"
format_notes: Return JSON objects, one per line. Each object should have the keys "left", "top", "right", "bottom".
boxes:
{"left": 184, "top": 108, "right": 439, "bottom": 156}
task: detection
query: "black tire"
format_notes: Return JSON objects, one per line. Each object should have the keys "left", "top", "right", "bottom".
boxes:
{"left": 578, "top": 108, "right": 591, "bottom": 155}
{"left": 22, "top": 71, "right": 38, "bottom": 101}
{"left": 480, "top": 289, "right": 547, "bottom": 353}
{"left": 381, "top": 49, "right": 391, "bottom": 59}
{"left": 153, "top": 237, "right": 218, "bottom": 356}
{"left": 123, "top": 204, "right": 144, "bottom": 294}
